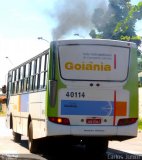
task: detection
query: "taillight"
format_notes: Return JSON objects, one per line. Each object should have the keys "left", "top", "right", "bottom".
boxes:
{"left": 48, "top": 117, "right": 70, "bottom": 125}
{"left": 117, "top": 118, "right": 137, "bottom": 126}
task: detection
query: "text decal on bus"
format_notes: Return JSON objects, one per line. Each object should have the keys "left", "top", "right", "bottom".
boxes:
{"left": 59, "top": 45, "right": 129, "bottom": 81}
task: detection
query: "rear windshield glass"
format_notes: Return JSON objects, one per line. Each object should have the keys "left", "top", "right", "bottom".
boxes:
{"left": 58, "top": 44, "right": 130, "bottom": 81}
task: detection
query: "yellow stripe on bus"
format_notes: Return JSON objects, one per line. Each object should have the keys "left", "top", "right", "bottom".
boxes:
{"left": 12, "top": 95, "right": 21, "bottom": 112}
{"left": 17, "top": 95, "right": 21, "bottom": 112}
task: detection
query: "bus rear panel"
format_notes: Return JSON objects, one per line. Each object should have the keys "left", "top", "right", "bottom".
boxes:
{"left": 47, "top": 39, "right": 138, "bottom": 141}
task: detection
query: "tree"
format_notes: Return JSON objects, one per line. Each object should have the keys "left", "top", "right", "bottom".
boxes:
{"left": 89, "top": 0, "right": 142, "bottom": 46}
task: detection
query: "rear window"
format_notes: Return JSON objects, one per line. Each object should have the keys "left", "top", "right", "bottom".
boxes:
{"left": 58, "top": 44, "right": 130, "bottom": 81}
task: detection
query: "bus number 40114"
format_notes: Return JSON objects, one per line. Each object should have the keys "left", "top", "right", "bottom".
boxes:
{"left": 66, "top": 91, "right": 85, "bottom": 98}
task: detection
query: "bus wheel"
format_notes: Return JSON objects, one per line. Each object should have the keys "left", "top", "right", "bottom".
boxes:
{"left": 86, "top": 138, "right": 108, "bottom": 160}
{"left": 13, "top": 131, "right": 21, "bottom": 143}
{"left": 28, "top": 122, "right": 38, "bottom": 153}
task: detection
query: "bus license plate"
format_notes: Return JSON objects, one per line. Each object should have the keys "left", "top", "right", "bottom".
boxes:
{"left": 86, "top": 118, "right": 101, "bottom": 124}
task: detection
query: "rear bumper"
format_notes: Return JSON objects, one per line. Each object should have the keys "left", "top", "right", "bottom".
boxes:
{"left": 46, "top": 120, "right": 138, "bottom": 141}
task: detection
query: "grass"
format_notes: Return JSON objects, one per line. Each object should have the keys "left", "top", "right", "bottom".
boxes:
{"left": 138, "top": 118, "right": 142, "bottom": 130}
{"left": 0, "top": 111, "right": 6, "bottom": 116}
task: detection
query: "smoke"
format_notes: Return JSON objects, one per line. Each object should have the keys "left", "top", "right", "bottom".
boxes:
{"left": 50, "top": 0, "right": 105, "bottom": 40}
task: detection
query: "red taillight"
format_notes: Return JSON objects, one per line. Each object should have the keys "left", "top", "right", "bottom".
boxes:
{"left": 48, "top": 117, "right": 70, "bottom": 125}
{"left": 117, "top": 118, "right": 137, "bottom": 126}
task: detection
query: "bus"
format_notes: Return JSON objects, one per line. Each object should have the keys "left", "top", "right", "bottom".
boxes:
{"left": 4, "top": 39, "right": 138, "bottom": 156}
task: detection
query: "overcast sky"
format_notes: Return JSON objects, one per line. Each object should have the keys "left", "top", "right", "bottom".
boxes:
{"left": 0, "top": 0, "right": 142, "bottom": 87}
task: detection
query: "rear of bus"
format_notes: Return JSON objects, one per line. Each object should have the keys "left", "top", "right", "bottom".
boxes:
{"left": 47, "top": 39, "right": 138, "bottom": 144}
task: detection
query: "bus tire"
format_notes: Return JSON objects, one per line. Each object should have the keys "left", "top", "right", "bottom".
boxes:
{"left": 10, "top": 114, "right": 13, "bottom": 129}
{"left": 13, "top": 131, "right": 21, "bottom": 143}
{"left": 28, "top": 122, "right": 38, "bottom": 153}
{"left": 86, "top": 138, "right": 108, "bottom": 159}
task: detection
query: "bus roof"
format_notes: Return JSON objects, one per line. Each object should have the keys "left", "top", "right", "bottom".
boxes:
{"left": 52, "top": 39, "right": 136, "bottom": 48}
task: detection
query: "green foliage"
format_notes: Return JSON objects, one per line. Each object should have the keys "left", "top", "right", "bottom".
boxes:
{"left": 114, "top": 2, "right": 142, "bottom": 35}
{"left": 138, "top": 118, "right": 142, "bottom": 130}
{"left": 89, "top": 29, "right": 96, "bottom": 38}
{"left": 130, "top": 36, "right": 141, "bottom": 46}
{"left": 89, "top": 29, "right": 103, "bottom": 39}
{"left": 120, "top": 35, "right": 141, "bottom": 46}
{"left": 0, "top": 111, "right": 6, "bottom": 117}
{"left": 0, "top": 104, "right": 2, "bottom": 112}
{"left": 90, "top": 0, "right": 142, "bottom": 46}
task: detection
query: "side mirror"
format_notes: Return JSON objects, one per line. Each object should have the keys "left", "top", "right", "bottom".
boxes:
{"left": 2, "top": 85, "right": 6, "bottom": 94}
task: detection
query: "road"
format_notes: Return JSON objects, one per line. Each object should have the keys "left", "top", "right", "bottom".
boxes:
{"left": 0, "top": 116, "right": 46, "bottom": 160}
{"left": 0, "top": 116, "right": 142, "bottom": 160}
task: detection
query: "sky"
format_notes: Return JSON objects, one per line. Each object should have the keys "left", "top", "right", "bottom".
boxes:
{"left": 0, "top": 0, "right": 142, "bottom": 87}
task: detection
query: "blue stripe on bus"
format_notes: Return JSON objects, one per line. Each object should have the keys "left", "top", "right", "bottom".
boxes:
{"left": 21, "top": 94, "right": 29, "bottom": 112}
{"left": 61, "top": 100, "right": 114, "bottom": 116}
